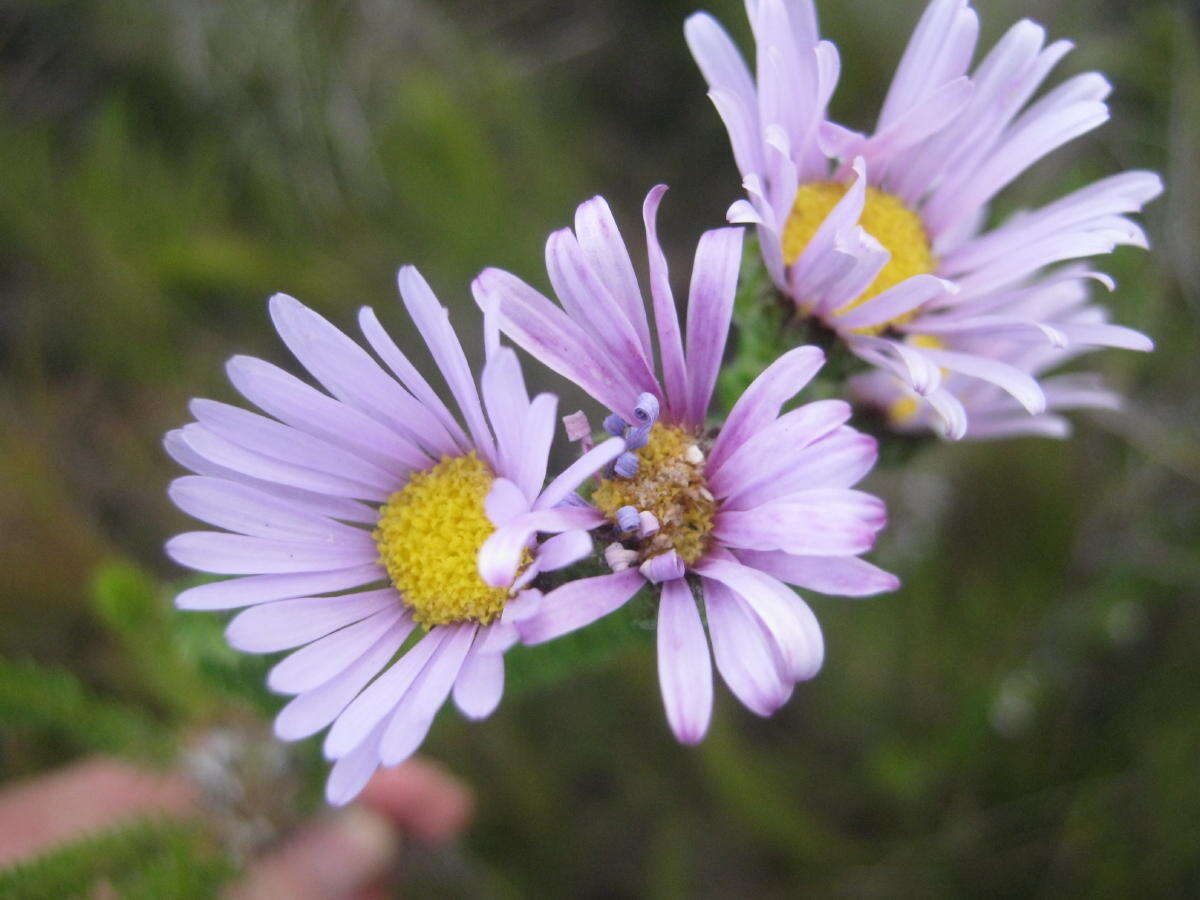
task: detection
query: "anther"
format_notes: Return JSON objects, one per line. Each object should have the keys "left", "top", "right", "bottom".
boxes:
{"left": 639, "top": 550, "right": 685, "bottom": 584}
{"left": 625, "top": 423, "right": 651, "bottom": 451}
{"left": 684, "top": 444, "right": 704, "bottom": 465}
{"left": 603, "top": 413, "right": 629, "bottom": 437}
{"left": 613, "top": 452, "right": 639, "bottom": 479}
{"left": 633, "top": 393, "right": 660, "bottom": 425}
{"left": 616, "top": 505, "right": 640, "bottom": 534}
{"left": 638, "top": 511, "right": 660, "bottom": 537}
{"left": 563, "top": 411, "right": 593, "bottom": 443}
{"left": 604, "top": 542, "right": 638, "bottom": 572}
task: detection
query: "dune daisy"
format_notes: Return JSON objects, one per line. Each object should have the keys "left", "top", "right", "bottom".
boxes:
{"left": 165, "top": 267, "right": 623, "bottom": 805}
{"left": 848, "top": 264, "right": 1136, "bottom": 439}
{"left": 686, "top": 0, "right": 1159, "bottom": 437}
{"left": 472, "top": 187, "right": 897, "bottom": 744}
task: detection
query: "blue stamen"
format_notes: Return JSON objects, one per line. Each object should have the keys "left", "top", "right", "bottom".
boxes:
{"left": 633, "top": 393, "right": 660, "bottom": 425}
{"left": 603, "top": 413, "right": 629, "bottom": 437}
{"left": 616, "top": 505, "right": 640, "bottom": 533}
{"left": 625, "top": 423, "right": 651, "bottom": 451}
{"left": 613, "top": 452, "right": 639, "bottom": 479}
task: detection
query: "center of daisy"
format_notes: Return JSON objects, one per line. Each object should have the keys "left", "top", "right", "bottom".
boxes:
{"left": 374, "top": 452, "right": 510, "bottom": 628}
{"left": 593, "top": 423, "right": 716, "bottom": 566}
{"left": 781, "top": 181, "right": 935, "bottom": 333}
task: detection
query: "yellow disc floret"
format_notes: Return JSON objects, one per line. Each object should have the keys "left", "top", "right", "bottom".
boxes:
{"left": 593, "top": 424, "right": 716, "bottom": 566}
{"left": 781, "top": 182, "right": 935, "bottom": 334}
{"left": 375, "top": 452, "right": 510, "bottom": 628}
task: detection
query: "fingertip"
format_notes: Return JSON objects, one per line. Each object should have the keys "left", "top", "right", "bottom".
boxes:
{"left": 358, "top": 760, "right": 473, "bottom": 844}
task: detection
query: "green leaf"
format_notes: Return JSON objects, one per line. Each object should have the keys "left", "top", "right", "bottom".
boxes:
{"left": 0, "top": 819, "right": 233, "bottom": 899}
{"left": 0, "top": 656, "right": 172, "bottom": 762}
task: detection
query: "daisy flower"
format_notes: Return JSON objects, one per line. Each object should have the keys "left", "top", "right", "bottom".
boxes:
{"left": 848, "top": 266, "right": 1133, "bottom": 439}
{"left": 472, "top": 187, "right": 898, "bottom": 744}
{"left": 165, "top": 267, "right": 623, "bottom": 805}
{"left": 686, "top": 0, "right": 1160, "bottom": 437}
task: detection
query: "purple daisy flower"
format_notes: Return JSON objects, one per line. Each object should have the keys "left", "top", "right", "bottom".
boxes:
{"left": 473, "top": 187, "right": 897, "bottom": 744}
{"left": 848, "top": 265, "right": 1132, "bottom": 440}
{"left": 686, "top": 0, "right": 1160, "bottom": 437}
{"left": 165, "top": 266, "right": 623, "bottom": 805}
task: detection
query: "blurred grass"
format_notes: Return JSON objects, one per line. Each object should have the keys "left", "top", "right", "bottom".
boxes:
{"left": 0, "top": 0, "right": 1197, "bottom": 895}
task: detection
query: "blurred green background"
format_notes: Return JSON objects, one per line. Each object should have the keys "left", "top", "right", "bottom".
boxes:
{"left": 1, "top": 0, "right": 1197, "bottom": 894}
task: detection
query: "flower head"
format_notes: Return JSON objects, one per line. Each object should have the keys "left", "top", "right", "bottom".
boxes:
{"left": 165, "top": 267, "right": 621, "bottom": 805}
{"left": 473, "top": 188, "right": 897, "bottom": 744}
{"left": 688, "top": 0, "right": 1159, "bottom": 438}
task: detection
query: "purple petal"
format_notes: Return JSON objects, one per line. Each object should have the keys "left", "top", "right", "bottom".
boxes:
{"left": 163, "top": 429, "right": 379, "bottom": 524}
{"left": 273, "top": 618, "right": 412, "bottom": 741}
{"left": 267, "top": 606, "right": 410, "bottom": 695}
{"left": 926, "top": 74, "right": 1110, "bottom": 239}
{"left": 178, "top": 423, "right": 388, "bottom": 502}
{"left": 702, "top": 577, "right": 792, "bottom": 716}
{"left": 378, "top": 623, "right": 475, "bottom": 766}
{"left": 918, "top": 347, "right": 1046, "bottom": 414}
{"left": 707, "top": 346, "right": 825, "bottom": 471}
{"left": 515, "top": 393, "right": 558, "bottom": 503}
{"left": 713, "top": 489, "right": 886, "bottom": 557}
{"left": 452, "top": 647, "right": 505, "bottom": 721}
{"left": 356, "top": 306, "right": 470, "bottom": 452}
{"left": 481, "top": 348, "right": 530, "bottom": 483}
{"left": 657, "top": 579, "right": 713, "bottom": 745}
{"left": 484, "top": 477, "right": 529, "bottom": 529}
{"left": 225, "top": 355, "right": 433, "bottom": 474}
{"left": 225, "top": 588, "right": 398, "bottom": 653}
{"left": 789, "top": 158, "right": 868, "bottom": 300}
{"left": 545, "top": 227, "right": 660, "bottom": 399}
{"left": 532, "top": 436, "right": 626, "bottom": 511}
{"left": 719, "top": 427, "right": 878, "bottom": 511}
{"left": 733, "top": 550, "right": 900, "bottom": 597}
{"left": 169, "top": 476, "right": 365, "bottom": 542}
{"left": 396, "top": 267, "right": 497, "bottom": 467}
{"left": 324, "top": 719, "right": 385, "bottom": 806}
{"left": 574, "top": 194, "right": 654, "bottom": 362}
{"left": 267, "top": 293, "right": 459, "bottom": 459}
{"left": 683, "top": 226, "right": 744, "bottom": 428}
{"left": 478, "top": 506, "right": 605, "bottom": 589}
{"left": 534, "top": 529, "right": 593, "bottom": 572}
{"left": 692, "top": 558, "right": 823, "bottom": 682}
{"left": 684, "top": 14, "right": 758, "bottom": 164}
{"left": 833, "top": 275, "right": 956, "bottom": 332}
{"left": 848, "top": 335, "right": 943, "bottom": 397}
{"left": 876, "top": 0, "right": 978, "bottom": 132}
{"left": 642, "top": 185, "right": 690, "bottom": 420}
{"left": 167, "top": 530, "right": 378, "bottom": 576}
{"left": 1056, "top": 322, "right": 1154, "bottom": 352}
{"left": 174, "top": 564, "right": 383, "bottom": 611}
{"left": 472, "top": 267, "right": 641, "bottom": 421}
{"left": 323, "top": 628, "right": 447, "bottom": 760}
{"left": 516, "top": 569, "right": 644, "bottom": 644}
{"left": 639, "top": 550, "right": 686, "bottom": 584}
{"left": 708, "top": 399, "right": 852, "bottom": 496}
{"left": 965, "top": 414, "right": 1073, "bottom": 440}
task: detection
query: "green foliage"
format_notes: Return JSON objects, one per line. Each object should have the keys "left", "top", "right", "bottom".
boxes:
{"left": 0, "top": 819, "right": 234, "bottom": 899}
{"left": 91, "top": 563, "right": 214, "bottom": 720}
{"left": 0, "top": 657, "right": 171, "bottom": 762}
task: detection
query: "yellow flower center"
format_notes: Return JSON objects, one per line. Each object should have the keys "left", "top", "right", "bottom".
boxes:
{"left": 888, "top": 395, "right": 921, "bottom": 424}
{"left": 592, "top": 424, "right": 716, "bottom": 566}
{"left": 374, "top": 452, "right": 511, "bottom": 628}
{"left": 781, "top": 182, "right": 935, "bottom": 334}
